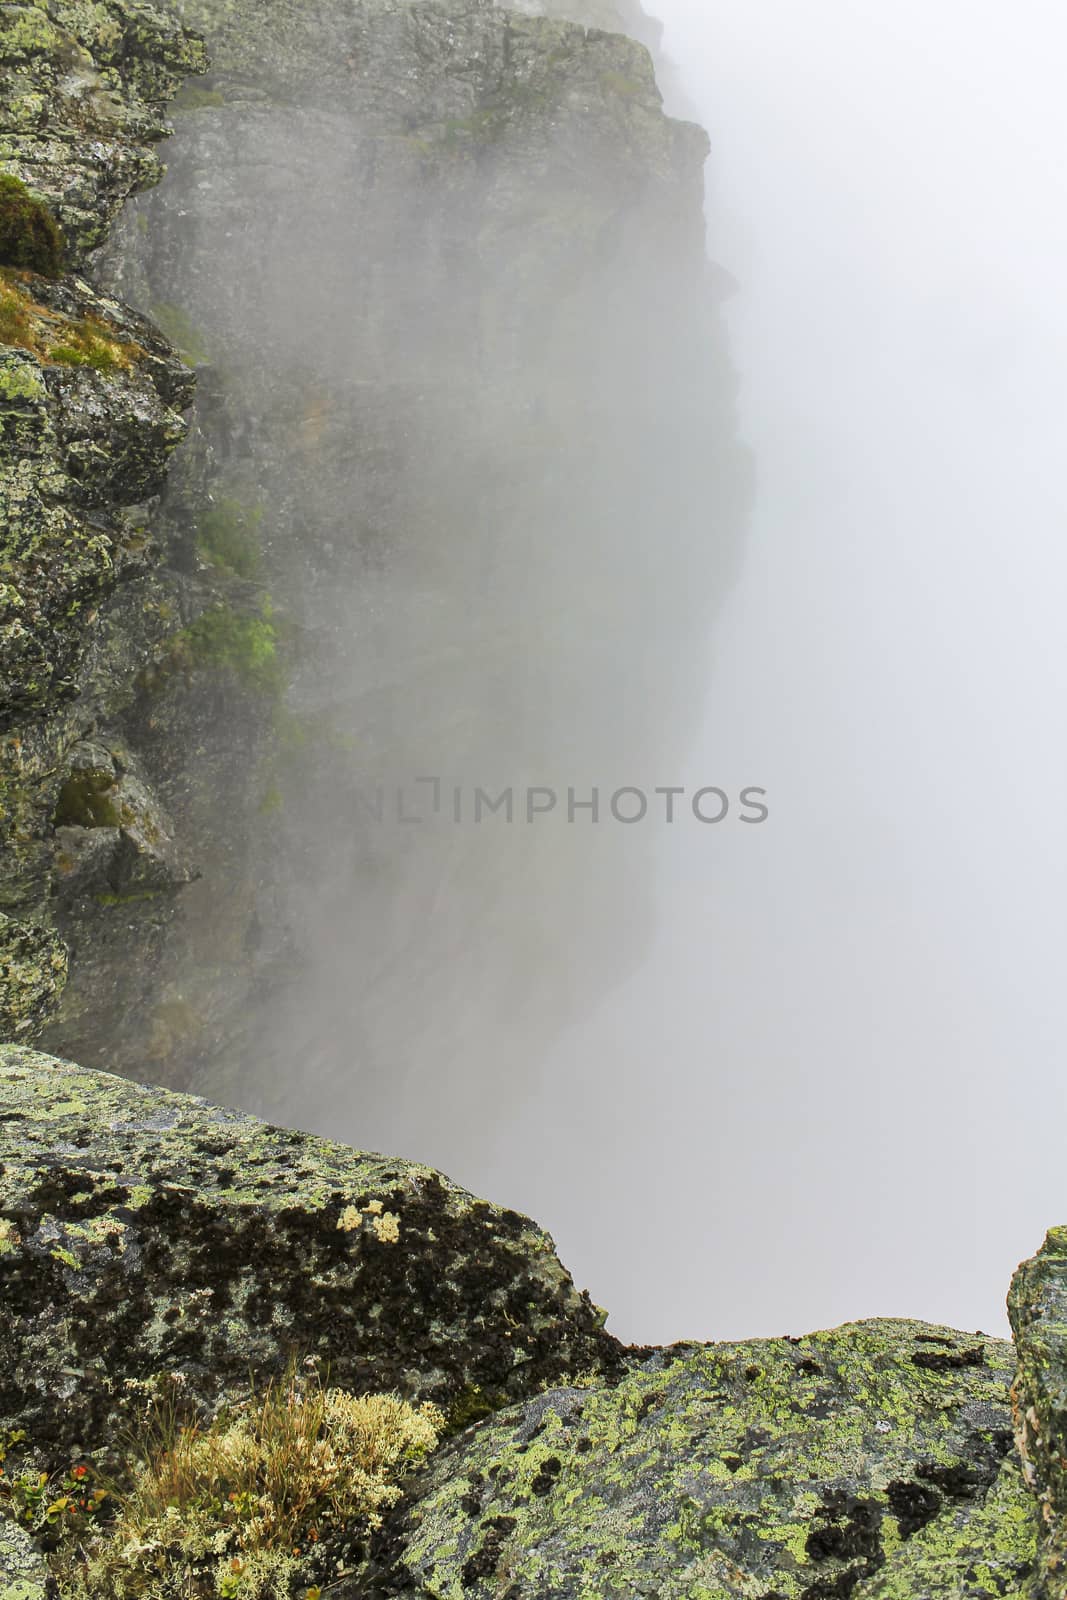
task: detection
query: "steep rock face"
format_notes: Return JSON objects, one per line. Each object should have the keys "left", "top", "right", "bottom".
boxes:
{"left": 372, "top": 1326, "right": 1034, "bottom": 1599}
{"left": 0, "top": 1044, "right": 620, "bottom": 1463}
{"left": 0, "top": 0, "right": 204, "bottom": 1041}
{"left": 42, "top": 0, "right": 750, "bottom": 1127}
{"left": 1009, "top": 1229, "right": 1067, "bottom": 1597}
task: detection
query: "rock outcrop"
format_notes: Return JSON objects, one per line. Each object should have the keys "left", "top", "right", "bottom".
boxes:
{"left": 0, "top": 1044, "right": 620, "bottom": 1461}
{"left": 371, "top": 1326, "right": 1034, "bottom": 1598}
{"left": 0, "top": 0, "right": 205, "bottom": 1045}
{"left": 0, "top": 1046, "right": 1061, "bottom": 1598}
{"left": 25, "top": 0, "right": 749, "bottom": 1119}
{"left": 1010, "top": 1228, "right": 1067, "bottom": 1598}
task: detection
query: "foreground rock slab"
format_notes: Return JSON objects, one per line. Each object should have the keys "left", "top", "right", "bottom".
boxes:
{"left": 0, "top": 1046, "right": 620, "bottom": 1460}
{"left": 371, "top": 1323, "right": 1035, "bottom": 1599}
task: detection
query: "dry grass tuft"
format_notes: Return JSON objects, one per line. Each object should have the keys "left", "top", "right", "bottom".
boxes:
{"left": 53, "top": 1370, "right": 443, "bottom": 1599}
{"left": 0, "top": 269, "right": 141, "bottom": 374}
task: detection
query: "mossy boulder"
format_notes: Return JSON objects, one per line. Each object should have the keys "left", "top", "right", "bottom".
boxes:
{"left": 0, "top": 175, "right": 63, "bottom": 278}
{"left": 0, "top": 1046, "right": 621, "bottom": 1467}
{"left": 1009, "top": 1228, "right": 1067, "bottom": 1597}
{"left": 372, "top": 1325, "right": 1034, "bottom": 1599}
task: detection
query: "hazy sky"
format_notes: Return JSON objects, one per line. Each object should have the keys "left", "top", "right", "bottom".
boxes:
{"left": 475, "top": 0, "right": 1067, "bottom": 1342}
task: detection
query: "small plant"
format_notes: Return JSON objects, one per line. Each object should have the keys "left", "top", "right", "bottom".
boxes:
{"left": 52, "top": 1370, "right": 443, "bottom": 1598}
{"left": 197, "top": 497, "right": 263, "bottom": 579}
{"left": 48, "top": 314, "right": 135, "bottom": 374}
{"left": 170, "top": 598, "right": 282, "bottom": 696}
{"left": 0, "top": 172, "right": 64, "bottom": 277}
{"left": 0, "top": 1429, "right": 115, "bottom": 1551}
{"left": 0, "top": 270, "right": 140, "bottom": 374}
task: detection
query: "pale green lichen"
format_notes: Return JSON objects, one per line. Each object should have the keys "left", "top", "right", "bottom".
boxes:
{"left": 394, "top": 1323, "right": 1029, "bottom": 1598}
{"left": 0, "top": 1046, "right": 620, "bottom": 1472}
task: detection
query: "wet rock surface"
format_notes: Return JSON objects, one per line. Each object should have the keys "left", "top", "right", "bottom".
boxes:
{"left": 0, "top": 1048, "right": 1061, "bottom": 1596}
{"left": 0, "top": 1045, "right": 621, "bottom": 1462}
{"left": 1010, "top": 1228, "right": 1067, "bottom": 1597}
{"left": 0, "top": 0, "right": 203, "bottom": 1044}
{"left": 370, "top": 1323, "right": 1035, "bottom": 1599}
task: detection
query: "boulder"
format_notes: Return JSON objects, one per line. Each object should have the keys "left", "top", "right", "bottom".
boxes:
{"left": 371, "top": 1322, "right": 1034, "bottom": 1599}
{"left": 0, "top": 1045, "right": 620, "bottom": 1466}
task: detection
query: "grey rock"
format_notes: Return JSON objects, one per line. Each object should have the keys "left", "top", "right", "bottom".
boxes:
{"left": 0, "top": 1044, "right": 622, "bottom": 1464}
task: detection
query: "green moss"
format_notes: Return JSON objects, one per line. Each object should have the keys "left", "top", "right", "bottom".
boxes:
{"left": 171, "top": 599, "right": 281, "bottom": 696}
{"left": 49, "top": 314, "right": 139, "bottom": 375}
{"left": 0, "top": 173, "right": 64, "bottom": 278}
{"left": 443, "top": 1384, "right": 508, "bottom": 1438}
{"left": 0, "top": 274, "right": 139, "bottom": 373}
{"left": 196, "top": 497, "right": 262, "bottom": 579}
{"left": 53, "top": 770, "right": 120, "bottom": 829}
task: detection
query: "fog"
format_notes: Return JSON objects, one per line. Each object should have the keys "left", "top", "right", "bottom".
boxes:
{"left": 505, "top": 0, "right": 1067, "bottom": 1341}
{"left": 93, "top": 0, "right": 1067, "bottom": 1348}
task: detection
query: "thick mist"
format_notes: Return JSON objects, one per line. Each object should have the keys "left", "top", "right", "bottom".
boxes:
{"left": 508, "top": 0, "right": 1067, "bottom": 1342}
{"left": 84, "top": 0, "right": 1067, "bottom": 1349}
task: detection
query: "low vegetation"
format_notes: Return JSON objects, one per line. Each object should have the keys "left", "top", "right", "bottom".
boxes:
{"left": 0, "top": 173, "right": 64, "bottom": 277}
{"left": 169, "top": 598, "right": 282, "bottom": 695}
{"left": 0, "top": 269, "right": 140, "bottom": 373}
{"left": 3, "top": 1371, "right": 443, "bottom": 1599}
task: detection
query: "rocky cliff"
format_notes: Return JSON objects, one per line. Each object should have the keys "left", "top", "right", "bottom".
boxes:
{"left": 3, "top": 2, "right": 1061, "bottom": 1597}
{"left": 1, "top": 0, "right": 749, "bottom": 1130}
{"left": 0, "top": 1045, "right": 1062, "bottom": 1598}
{"left": 0, "top": 0, "right": 205, "bottom": 1042}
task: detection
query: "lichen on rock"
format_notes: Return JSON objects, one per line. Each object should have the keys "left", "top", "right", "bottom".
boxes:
{"left": 1009, "top": 1228, "right": 1067, "bottom": 1597}
{"left": 0, "top": 913, "right": 67, "bottom": 1039}
{"left": 0, "top": 1512, "right": 49, "bottom": 1600}
{"left": 371, "top": 1321, "right": 1033, "bottom": 1598}
{"left": 0, "top": 0, "right": 205, "bottom": 1045}
{"left": 0, "top": 1045, "right": 621, "bottom": 1467}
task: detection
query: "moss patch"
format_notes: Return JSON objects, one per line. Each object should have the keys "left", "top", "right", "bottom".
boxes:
{"left": 0, "top": 271, "right": 140, "bottom": 375}
{"left": 170, "top": 599, "right": 280, "bottom": 695}
{"left": 52, "top": 770, "right": 121, "bottom": 830}
{"left": 0, "top": 174, "right": 63, "bottom": 279}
